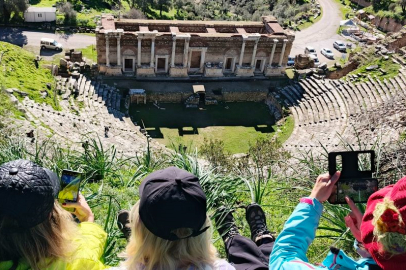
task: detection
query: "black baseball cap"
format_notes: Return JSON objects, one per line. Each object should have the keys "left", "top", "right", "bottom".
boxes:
{"left": 139, "top": 167, "right": 209, "bottom": 241}
{"left": 0, "top": 159, "right": 60, "bottom": 229}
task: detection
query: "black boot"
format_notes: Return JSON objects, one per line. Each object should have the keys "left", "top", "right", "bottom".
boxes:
{"left": 246, "top": 203, "right": 275, "bottom": 245}
{"left": 214, "top": 207, "right": 240, "bottom": 244}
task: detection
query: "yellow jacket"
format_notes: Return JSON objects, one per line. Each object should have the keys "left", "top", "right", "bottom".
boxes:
{"left": 0, "top": 222, "right": 107, "bottom": 270}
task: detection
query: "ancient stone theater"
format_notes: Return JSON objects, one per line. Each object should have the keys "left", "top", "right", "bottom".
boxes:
{"left": 96, "top": 15, "right": 294, "bottom": 78}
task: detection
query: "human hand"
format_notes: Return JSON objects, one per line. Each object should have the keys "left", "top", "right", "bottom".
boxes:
{"left": 62, "top": 194, "right": 94, "bottom": 222}
{"left": 344, "top": 196, "right": 363, "bottom": 242}
{"left": 309, "top": 171, "right": 341, "bottom": 203}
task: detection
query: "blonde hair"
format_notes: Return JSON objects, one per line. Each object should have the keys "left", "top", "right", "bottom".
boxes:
{"left": 372, "top": 197, "right": 406, "bottom": 255}
{"left": 0, "top": 202, "right": 78, "bottom": 270}
{"left": 123, "top": 201, "right": 218, "bottom": 270}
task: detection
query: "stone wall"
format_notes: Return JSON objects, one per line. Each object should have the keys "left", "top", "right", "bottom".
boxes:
{"left": 222, "top": 90, "right": 268, "bottom": 102}
{"left": 374, "top": 17, "right": 405, "bottom": 33}
{"left": 326, "top": 61, "right": 359, "bottom": 79}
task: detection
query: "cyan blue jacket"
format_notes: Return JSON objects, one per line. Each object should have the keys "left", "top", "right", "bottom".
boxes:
{"left": 269, "top": 197, "right": 378, "bottom": 270}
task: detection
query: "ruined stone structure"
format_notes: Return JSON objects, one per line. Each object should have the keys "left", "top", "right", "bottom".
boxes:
{"left": 96, "top": 15, "right": 294, "bottom": 78}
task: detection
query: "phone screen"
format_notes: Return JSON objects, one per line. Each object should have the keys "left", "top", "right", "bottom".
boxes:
{"left": 330, "top": 178, "right": 378, "bottom": 204}
{"left": 58, "top": 170, "right": 81, "bottom": 204}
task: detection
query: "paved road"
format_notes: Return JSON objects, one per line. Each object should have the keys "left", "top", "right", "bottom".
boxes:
{"left": 0, "top": 27, "right": 96, "bottom": 49}
{"left": 291, "top": 0, "right": 349, "bottom": 65}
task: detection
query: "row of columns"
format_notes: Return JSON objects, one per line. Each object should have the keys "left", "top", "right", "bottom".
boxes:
{"left": 106, "top": 34, "right": 289, "bottom": 69}
{"left": 137, "top": 37, "right": 156, "bottom": 67}
{"left": 105, "top": 31, "right": 123, "bottom": 67}
{"left": 238, "top": 38, "right": 289, "bottom": 68}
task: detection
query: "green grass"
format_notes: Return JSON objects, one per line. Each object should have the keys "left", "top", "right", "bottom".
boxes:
{"left": 0, "top": 42, "right": 59, "bottom": 110}
{"left": 297, "top": 8, "right": 323, "bottom": 30}
{"left": 333, "top": 0, "right": 356, "bottom": 19}
{"left": 146, "top": 7, "right": 178, "bottom": 19}
{"left": 131, "top": 102, "right": 293, "bottom": 154}
{"left": 348, "top": 56, "right": 401, "bottom": 82}
{"left": 152, "top": 115, "right": 293, "bottom": 154}
{"left": 31, "top": 0, "right": 58, "bottom": 7}
{"left": 80, "top": 45, "right": 98, "bottom": 63}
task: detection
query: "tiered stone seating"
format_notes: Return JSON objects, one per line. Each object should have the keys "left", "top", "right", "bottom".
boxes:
{"left": 21, "top": 75, "right": 164, "bottom": 157}
{"left": 282, "top": 71, "right": 406, "bottom": 154}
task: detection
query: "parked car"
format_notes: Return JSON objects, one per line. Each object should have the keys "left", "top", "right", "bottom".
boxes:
{"left": 304, "top": 46, "right": 317, "bottom": 56}
{"left": 333, "top": 41, "right": 347, "bottom": 52}
{"left": 287, "top": 55, "right": 295, "bottom": 66}
{"left": 40, "top": 38, "right": 63, "bottom": 51}
{"left": 321, "top": 48, "right": 334, "bottom": 59}
{"left": 309, "top": 54, "right": 320, "bottom": 67}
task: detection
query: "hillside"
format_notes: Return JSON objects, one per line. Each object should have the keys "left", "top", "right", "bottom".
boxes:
{"left": 0, "top": 42, "right": 58, "bottom": 111}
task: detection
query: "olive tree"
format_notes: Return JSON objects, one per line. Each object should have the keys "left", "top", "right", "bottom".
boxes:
{"left": 0, "top": 0, "right": 28, "bottom": 24}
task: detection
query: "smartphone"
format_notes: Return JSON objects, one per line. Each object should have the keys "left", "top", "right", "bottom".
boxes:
{"left": 58, "top": 170, "right": 82, "bottom": 212}
{"left": 328, "top": 151, "right": 378, "bottom": 204}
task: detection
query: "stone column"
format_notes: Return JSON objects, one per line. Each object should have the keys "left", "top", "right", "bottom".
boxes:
{"left": 278, "top": 39, "right": 288, "bottom": 67}
{"left": 105, "top": 35, "right": 110, "bottom": 66}
{"left": 200, "top": 48, "right": 207, "bottom": 70}
{"left": 150, "top": 37, "right": 155, "bottom": 68}
{"left": 239, "top": 39, "right": 246, "bottom": 66}
{"left": 269, "top": 39, "right": 278, "bottom": 66}
{"left": 137, "top": 37, "right": 142, "bottom": 67}
{"left": 183, "top": 38, "right": 190, "bottom": 68}
{"left": 250, "top": 39, "right": 259, "bottom": 67}
{"left": 117, "top": 35, "right": 121, "bottom": 66}
{"left": 171, "top": 36, "right": 176, "bottom": 67}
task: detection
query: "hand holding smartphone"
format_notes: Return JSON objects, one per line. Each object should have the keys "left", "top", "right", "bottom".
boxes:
{"left": 328, "top": 151, "right": 378, "bottom": 204}
{"left": 58, "top": 170, "right": 82, "bottom": 212}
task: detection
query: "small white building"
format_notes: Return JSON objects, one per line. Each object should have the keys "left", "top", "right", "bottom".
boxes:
{"left": 24, "top": 7, "right": 56, "bottom": 23}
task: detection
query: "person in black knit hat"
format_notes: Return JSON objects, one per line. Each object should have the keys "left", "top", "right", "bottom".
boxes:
{"left": 0, "top": 159, "right": 107, "bottom": 270}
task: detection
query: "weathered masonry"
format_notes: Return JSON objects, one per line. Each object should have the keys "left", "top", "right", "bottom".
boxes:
{"left": 96, "top": 15, "right": 294, "bottom": 78}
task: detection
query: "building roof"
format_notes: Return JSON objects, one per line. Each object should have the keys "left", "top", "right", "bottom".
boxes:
{"left": 193, "top": 85, "right": 205, "bottom": 94}
{"left": 26, "top": 6, "right": 56, "bottom": 13}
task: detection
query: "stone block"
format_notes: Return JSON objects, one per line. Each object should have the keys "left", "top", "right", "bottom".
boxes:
{"left": 235, "top": 65, "right": 254, "bottom": 77}
{"left": 265, "top": 66, "right": 284, "bottom": 76}
{"left": 169, "top": 66, "right": 188, "bottom": 77}
{"left": 137, "top": 67, "right": 156, "bottom": 77}
{"left": 204, "top": 67, "right": 224, "bottom": 77}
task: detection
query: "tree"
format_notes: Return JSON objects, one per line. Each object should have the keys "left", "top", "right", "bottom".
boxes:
{"left": 59, "top": 2, "right": 77, "bottom": 25}
{"left": 400, "top": 0, "right": 406, "bottom": 13}
{"left": 154, "top": 0, "right": 171, "bottom": 17}
{"left": 123, "top": 8, "right": 146, "bottom": 19}
{"left": 0, "top": 0, "right": 28, "bottom": 24}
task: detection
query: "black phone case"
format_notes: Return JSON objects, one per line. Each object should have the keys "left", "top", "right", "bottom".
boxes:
{"left": 328, "top": 150, "right": 377, "bottom": 204}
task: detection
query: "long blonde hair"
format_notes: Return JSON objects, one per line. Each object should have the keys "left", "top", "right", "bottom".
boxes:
{"left": 0, "top": 202, "right": 78, "bottom": 270}
{"left": 123, "top": 201, "right": 218, "bottom": 270}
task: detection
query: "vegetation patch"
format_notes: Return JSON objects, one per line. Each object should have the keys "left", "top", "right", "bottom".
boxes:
{"left": 0, "top": 42, "right": 59, "bottom": 110}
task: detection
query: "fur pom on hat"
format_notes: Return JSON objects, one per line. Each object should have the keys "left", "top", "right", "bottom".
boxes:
{"left": 361, "top": 176, "right": 406, "bottom": 270}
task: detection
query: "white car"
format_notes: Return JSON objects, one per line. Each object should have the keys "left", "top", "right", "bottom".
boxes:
{"left": 309, "top": 54, "right": 320, "bottom": 67}
{"left": 305, "top": 46, "right": 317, "bottom": 56}
{"left": 333, "top": 41, "right": 346, "bottom": 52}
{"left": 40, "top": 38, "right": 63, "bottom": 51}
{"left": 321, "top": 48, "right": 334, "bottom": 59}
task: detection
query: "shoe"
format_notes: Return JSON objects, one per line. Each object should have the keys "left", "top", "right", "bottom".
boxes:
{"left": 246, "top": 203, "right": 275, "bottom": 245}
{"left": 214, "top": 207, "right": 240, "bottom": 243}
{"left": 117, "top": 210, "right": 131, "bottom": 240}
